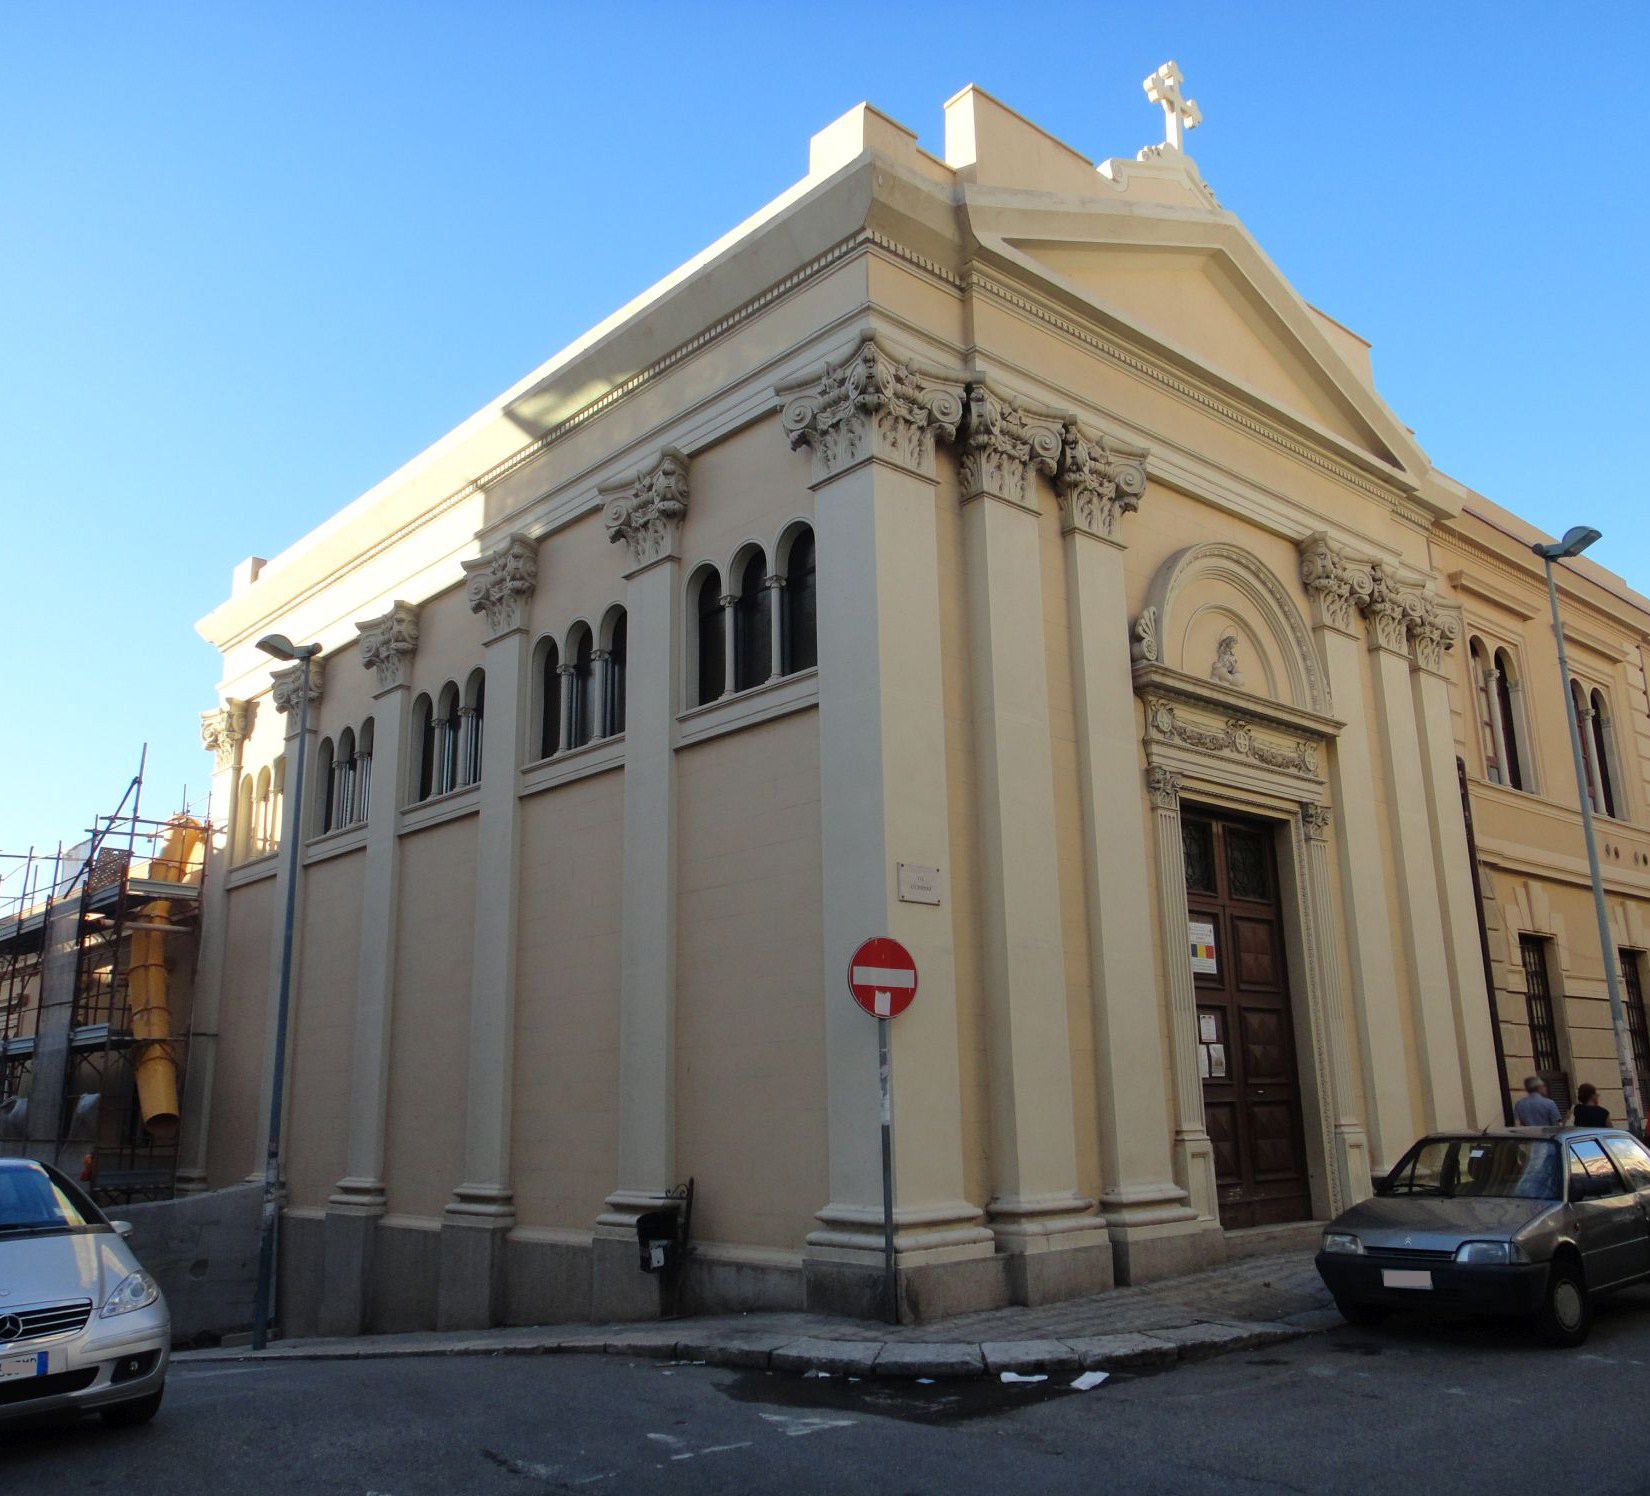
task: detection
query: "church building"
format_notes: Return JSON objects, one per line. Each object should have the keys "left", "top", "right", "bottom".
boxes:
{"left": 184, "top": 68, "right": 1650, "bottom": 1332}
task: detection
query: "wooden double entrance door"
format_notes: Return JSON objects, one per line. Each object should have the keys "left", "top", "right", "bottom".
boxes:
{"left": 1182, "top": 809, "right": 1312, "bottom": 1229}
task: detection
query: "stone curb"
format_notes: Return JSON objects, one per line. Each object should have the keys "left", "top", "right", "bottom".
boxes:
{"left": 175, "top": 1318, "right": 1313, "bottom": 1379}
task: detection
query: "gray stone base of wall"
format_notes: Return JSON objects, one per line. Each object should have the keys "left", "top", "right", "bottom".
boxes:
{"left": 1004, "top": 1241, "right": 1115, "bottom": 1306}
{"left": 803, "top": 1254, "right": 1013, "bottom": 1325}
{"left": 1109, "top": 1218, "right": 1226, "bottom": 1286}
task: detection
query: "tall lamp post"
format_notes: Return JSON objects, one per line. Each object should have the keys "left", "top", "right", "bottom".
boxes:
{"left": 251, "top": 632, "right": 321, "bottom": 1350}
{"left": 1533, "top": 528, "right": 1644, "bottom": 1138}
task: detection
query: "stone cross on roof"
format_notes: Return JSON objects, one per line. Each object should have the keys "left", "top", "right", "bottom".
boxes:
{"left": 1144, "top": 60, "right": 1201, "bottom": 152}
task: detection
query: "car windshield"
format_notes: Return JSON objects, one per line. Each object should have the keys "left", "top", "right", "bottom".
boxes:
{"left": 0, "top": 1164, "right": 106, "bottom": 1236}
{"left": 1383, "top": 1137, "right": 1561, "bottom": 1200}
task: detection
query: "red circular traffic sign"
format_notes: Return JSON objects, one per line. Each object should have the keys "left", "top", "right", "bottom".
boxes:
{"left": 847, "top": 937, "right": 918, "bottom": 1019}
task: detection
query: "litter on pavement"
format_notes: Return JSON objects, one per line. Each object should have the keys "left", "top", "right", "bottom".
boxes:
{"left": 999, "top": 1371, "right": 1048, "bottom": 1384}
{"left": 1071, "top": 1371, "right": 1109, "bottom": 1391}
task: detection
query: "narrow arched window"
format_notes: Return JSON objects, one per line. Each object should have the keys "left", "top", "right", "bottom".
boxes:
{"left": 355, "top": 718, "right": 374, "bottom": 823}
{"left": 436, "top": 682, "right": 461, "bottom": 794}
{"left": 692, "top": 567, "right": 724, "bottom": 707}
{"left": 335, "top": 727, "right": 357, "bottom": 828}
{"left": 1572, "top": 679, "right": 1599, "bottom": 812}
{"left": 234, "top": 773, "right": 254, "bottom": 862}
{"left": 783, "top": 526, "right": 817, "bottom": 674}
{"left": 567, "top": 626, "right": 595, "bottom": 749}
{"left": 733, "top": 550, "right": 771, "bottom": 692}
{"left": 1492, "top": 648, "right": 1526, "bottom": 791}
{"left": 1469, "top": 637, "right": 1502, "bottom": 783}
{"left": 316, "top": 737, "right": 337, "bottom": 834}
{"left": 535, "top": 637, "right": 561, "bottom": 759}
{"left": 271, "top": 756, "right": 286, "bottom": 849}
{"left": 603, "top": 608, "right": 627, "bottom": 737}
{"left": 253, "top": 767, "right": 272, "bottom": 854}
{"left": 1590, "top": 690, "right": 1618, "bottom": 819}
{"left": 413, "top": 693, "right": 435, "bottom": 802}
{"left": 461, "top": 670, "right": 486, "bottom": 787}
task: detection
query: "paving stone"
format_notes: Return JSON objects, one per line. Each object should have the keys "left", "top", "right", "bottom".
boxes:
{"left": 601, "top": 1331, "right": 683, "bottom": 1358}
{"left": 675, "top": 1334, "right": 787, "bottom": 1370}
{"left": 872, "top": 1342, "right": 985, "bottom": 1378}
{"left": 770, "top": 1338, "right": 884, "bottom": 1375}
{"left": 1150, "top": 1321, "right": 1299, "bottom": 1360}
{"left": 979, "top": 1339, "right": 1081, "bottom": 1374}
{"left": 1060, "top": 1333, "right": 1180, "bottom": 1371}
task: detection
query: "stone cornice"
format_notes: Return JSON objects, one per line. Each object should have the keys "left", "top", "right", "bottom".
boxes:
{"left": 1133, "top": 662, "right": 1343, "bottom": 744}
{"left": 356, "top": 600, "right": 421, "bottom": 692}
{"left": 1055, "top": 421, "right": 1150, "bottom": 540}
{"left": 462, "top": 534, "right": 538, "bottom": 638}
{"left": 199, "top": 700, "right": 250, "bottom": 770}
{"left": 956, "top": 381, "right": 1062, "bottom": 509}
{"left": 601, "top": 448, "right": 690, "bottom": 571}
{"left": 778, "top": 333, "right": 965, "bottom": 484}
{"left": 271, "top": 659, "right": 325, "bottom": 717}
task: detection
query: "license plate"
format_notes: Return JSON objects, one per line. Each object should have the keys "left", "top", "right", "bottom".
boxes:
{"left": 0, "top": 1352, "right": 47, "bottom": 1382}
{"left": 1382, "top": 1269, "right": 1433, "bottom": 1290}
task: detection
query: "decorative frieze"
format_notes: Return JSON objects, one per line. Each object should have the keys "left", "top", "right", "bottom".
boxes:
{"left": 1054, "top": 422, "right": 1149, "bottom": 540}
{"left": 1146, "top": 696, "right": 1319, "bottom": 779}
{"left": 779, "top": 334, "right": 965, "bottom": 483}
{"left": 356, "top": 601, "right": 420, "bottom": 692}
{"left": 462, "top": 534, "right": 538, "bottom": 637}
{"left": 199, "top": 700, "right": 250, "bottom": 770}
{"left": 271, "top": 659, "right": 325, "bottom": 716}
{"left": 602, "top": 448, "right": 690, "bottom": 569}
{"left": 956, "top": 382, "right": 1062, "bottom": 507}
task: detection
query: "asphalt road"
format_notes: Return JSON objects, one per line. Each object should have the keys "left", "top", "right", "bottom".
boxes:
{"left": 8, "top": 1287, "right": 1650, "bottom": 1494}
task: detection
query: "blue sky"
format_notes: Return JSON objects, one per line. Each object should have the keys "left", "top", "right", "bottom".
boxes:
{"left": 2, "top": 2, "right": 1646, "bottom": 867}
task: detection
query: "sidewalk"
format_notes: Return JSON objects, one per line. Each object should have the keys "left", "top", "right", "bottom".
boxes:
{"left": 177, "top": 1248, "right": 1337, "bottom": 1380}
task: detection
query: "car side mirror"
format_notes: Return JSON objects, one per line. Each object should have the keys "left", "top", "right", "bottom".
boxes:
{"left": 110, "top": 1220, "right": 134, "bottom": 1239}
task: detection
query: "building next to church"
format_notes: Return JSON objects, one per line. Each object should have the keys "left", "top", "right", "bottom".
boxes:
{"left": 181, "top": 66, "right": 1650, "bottom": 1335}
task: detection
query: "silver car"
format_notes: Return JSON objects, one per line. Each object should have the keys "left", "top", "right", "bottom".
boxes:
{"left": 1316, "top": 1126, "right": 1650, "bottom": 1347}
{"left": 0, "top": 1157, "right": 169, "bottom": 1426}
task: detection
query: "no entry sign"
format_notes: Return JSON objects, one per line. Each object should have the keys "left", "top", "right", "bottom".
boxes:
{"left": 848, "top": 937, "right": 918, "bottom": 1019}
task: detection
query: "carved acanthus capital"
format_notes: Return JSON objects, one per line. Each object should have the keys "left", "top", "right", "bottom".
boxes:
{"left": 462, "top": 534, "right": 538, "bottom": 638}
{"left": 1297, "top": 536, "right": 1372, "bottom": 635}
{"left": 356, "top": 600, "right": 420, "bottom": 691}
{"left": 1147, "top": 764, "right": 1183, "bottom": 810}
{"left": 1404, "top": 591, "right": 1461, "bottom": 676}
{"left": 1301, "top": 802, "right": 1334, "bottom": 842}
{"left": 779, "top": 334, "right": 965, "bottom": 483}
{"left": 602, "top": 448, "right": 690, "bottom": 570}
{"left": 956, "top": 382, "right": 1062, "bottom": 507}
{"left": 1054, "top": 422, "right": 1149, "bottom": 540}
{"left": 271, "top": 659, "right": 325, "bottom": 717}
{"left": 199, "top": 700, "right": 250, "bottom": 770}
{"left": 1361, "top": 562, "right": 1415, "bottom": 655}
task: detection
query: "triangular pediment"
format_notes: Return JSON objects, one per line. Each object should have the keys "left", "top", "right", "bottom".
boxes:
{"left": 969, "top": 207, "right": 1429, "bottom": 483}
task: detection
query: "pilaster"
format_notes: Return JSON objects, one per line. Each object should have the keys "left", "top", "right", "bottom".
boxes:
{"left": 779, "top": 334, "right": 997, "bottom": 1321}
{"left": 321, "top": 601, "right": 418, "bottom": 1337}
{"left": 439, "top": 537, "right": 536, "bottom": 1330}
{"left": 592, "top": 449, "right": 690, "bottom": 1320}
{"left": 957, "top": 384, "right": 1107, "bottom": 1301}
{"left": 175, "top": 699, "right": 250, "bottom": 1193}
{"left": 1057, "top": 423, "right": 1205, "bottom": 1283}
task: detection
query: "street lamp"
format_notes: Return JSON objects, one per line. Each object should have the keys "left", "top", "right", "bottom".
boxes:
{"left": 250, "top": 633, "right": 321, "bottom": 1350}
{"left": 1531, "top": 528, "right": 1643, "bottom": 1138}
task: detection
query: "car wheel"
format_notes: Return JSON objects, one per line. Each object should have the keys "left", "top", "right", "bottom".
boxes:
{"left": 100, "top": 1386, "right": 164, "bottom": 1428}
{"left": 1534, "top": 1260, "right": 1591, "bottom": 1348}
{"left": 1334, "top": 1297, "right": 1385, "bottom": 1328}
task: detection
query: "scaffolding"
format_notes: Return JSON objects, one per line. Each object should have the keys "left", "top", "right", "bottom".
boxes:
{"left": 0, "top": 753, "right": 212, "bottom": 1206}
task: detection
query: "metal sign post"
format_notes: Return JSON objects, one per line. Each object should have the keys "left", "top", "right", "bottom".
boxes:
{"left": 848, "top": 936, "right": 918, "bottom": 1327}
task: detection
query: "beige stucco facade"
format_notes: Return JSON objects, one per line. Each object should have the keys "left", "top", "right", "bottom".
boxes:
{"left": 186, "top": 75, "right": 1650, "bottom": 1332}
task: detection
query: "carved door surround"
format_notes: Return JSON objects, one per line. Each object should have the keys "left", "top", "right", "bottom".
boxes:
{"left": 1133, "top": 541, "right": 1369, "bottom": 1224}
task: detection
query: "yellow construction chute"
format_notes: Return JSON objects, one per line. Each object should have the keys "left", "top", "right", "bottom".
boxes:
{"left": 125, "top": 816, "right": 204, "bottom": 1143}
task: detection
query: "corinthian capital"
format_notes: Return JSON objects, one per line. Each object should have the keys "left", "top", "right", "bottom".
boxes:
{"left": 956, "top": 382, "right": 1062, "bottom": 508}
{"left": 1297, "top": 535, "right": 1372, "bottom": 635}
{"left": 778, "top": 333, "right": 965, "bottom": 484}
{"left": 1362, "top": 562, "right": 1417, "bottom": 656}
{"left": 199, "top": 700, "right": 250, "bottom": 770}
{"left": 1054, "top": 421, "right": 1149, "bottom": 540}
{"left": 601, "top": 447, "right": 690, "bottom": 571}
{"left": 356, "top": 600, "right": 421, "bottom": 691}
{"left": 1403, "top": 590, "right": 1461, "bottom": 676}
{"left": 271, "top": 659, "right": 325, "bottom": 717}
{"left": 462, "top": 534, "right": 538, "bottom": 638}
{"left": 1147, "top": 764, "right": 1183, "bottom": 810}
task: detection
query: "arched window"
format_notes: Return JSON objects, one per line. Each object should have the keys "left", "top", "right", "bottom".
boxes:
{"left": 335, "top": 727, "right": 358, "bottom": 828}
{"left": 1469, "top": 637, "right": 1502, "bottom": 783}
{"left": 602, "top": 608, "right": 627, "bottom": 738}
{"left": 691, "top": 566, "right": 724, "bottom": 707}
{"left": 316, "top": 737, "right": 337, "bottom": 834}
{"left": 234, "top": 773, "right": 254, "bottom": 862}
{"left": 1590, "top": 690, "right": 1619, "bottom": 819}
{"left": 782, "top": 525, "right": 816, "bottom": 674}
{"left": 1491, "top": 647, "right": 1527, "bottom": 792}
{"left": 355, "top": 718, "right": 374, "bottom": 824}
{"left": 733, "top": 549, "right": 771, "bottom": 692}
{"left": 253, "top": 767, "right": 273, "bottom": 855}
{"left": 413, "top": 693, "right": 435, "bottom": 802}
{"left": 271, "top": 756, "right": 286, "bottom": 850}
{"left": 461, "top": 670, "right": 485, "bottom": 787}
{"left": 436, "top": 682, "right": 461, "bottom": 795}
{"left": 1575, "top": 684, "right": 1619, "bottom": 818}
{"left": 535, "top": 637, "right": 561, "bottom": 759}
{"left": 567, "top": 625, "right": 595, "bottom": 750}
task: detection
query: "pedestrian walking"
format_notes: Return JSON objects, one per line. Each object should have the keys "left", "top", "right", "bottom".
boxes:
{"left": 1572, "top": 1082, "right": 1611, "bottom": 1127}
{"left": 1513, "top": 1075, "right": 1564, "bottom": 1127}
